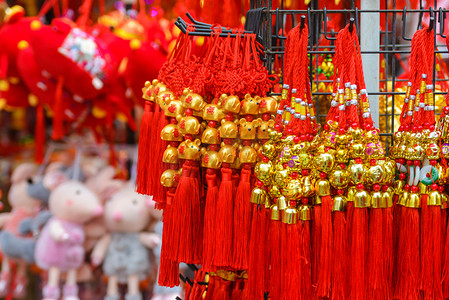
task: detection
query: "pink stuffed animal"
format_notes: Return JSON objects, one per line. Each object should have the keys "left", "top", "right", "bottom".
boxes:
{"left": 35, "top": 170, "right": 103, "bottom": 300}
{"left": 91, "top": 184, "right": 161, "bottom": 300}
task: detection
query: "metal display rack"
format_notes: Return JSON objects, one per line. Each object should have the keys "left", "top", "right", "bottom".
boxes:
{"left": 249, "top": 0, "right": 449, "bottom": 153}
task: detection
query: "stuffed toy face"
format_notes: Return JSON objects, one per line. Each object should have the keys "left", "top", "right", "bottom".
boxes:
{"left": 104, "top": 186, "right": 152, "bottom": 233}
{"left": 44, "top": 171, "right": 103, "bottom": 223}
{"left": 8, "top": 163, "right": 42, "bottom": 211}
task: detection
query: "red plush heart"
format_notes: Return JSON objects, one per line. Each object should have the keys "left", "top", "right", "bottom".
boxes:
{"left": 29, "top": 18, "right": 114, "bottom": 100}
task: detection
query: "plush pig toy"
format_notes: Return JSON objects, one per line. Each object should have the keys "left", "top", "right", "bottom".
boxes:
{"left": 0, "top": 163, "right": 45, "bottom": 298}
{"left": 91, "top": 184, "right": 161, "bottom": 300}
{"left": 35, "top": 170, "right": 103, "bottom": 300}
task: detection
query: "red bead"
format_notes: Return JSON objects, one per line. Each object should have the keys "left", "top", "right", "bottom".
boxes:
{"left": 411, "top": 125, "right": 417, "bottom": 132}
{"left": 338, "top": 128, "right": 345, "bottom": 134}
{"left": 406, "top": 160, "right": 413, "bottom": 166}
{"left": 283, "top": 163, "right": 288, "bottom": 169}
{"left": 399, "top": 125, "right": 404, "bottom": 131}
{"left": 445, "top": 106, "right": 449, "bottom": 113}
{"left": 170, "top": 117, "right": 177, "bottom": 124}
{"left": 291, "top": 172, "right": 298, "bottom": 179}
{"left": 426, "top": 173, "right": 430, "bottom": 178}
{"left": 370, "top": 159, "right": 376, "bottom": 166}
{"left": 301, "top": 197, "right": 309, "bottom": 204}
{"left": 337, "top": 189, "right": 344, "bottom": 195}
{"left": 274, "top": 124, "right": 281, "bottom": 131}
{"left": 404, "top": 124, "right": 410, "bottom": 131}
{"left": 339, "top": 163, "right": 346, "bottom": 169}
{"left": 301, "top": 169, "right": 309, "bottom": 176}
{"left": 262, "top": 113, "right": 270, "bottom": 121}
{"left": 185, "top": 134, "right": 193, "bottom": 141}
{"left": 431, "top": 183, "right": 438, "bottom": 190}
{"left": 289, "top": 201, "right": 296, "bottom": 206}
{"left": 356, "top": 183, "right": 364, "bottom": 190}
{"left": 319, "top": 172, "right": 327, "bottom": 179}
{"left": 430, "top": 125, "right": 435, "bottom": 131}
{"left": 351, "top": 122, "right": 358, "bottom": 129}
{"left": 399, "top": 158, "right": 406, "bottom": 164}
{"left": 256, "top": 181, "right": 263, "bottom": 187}
{"left": 355, "top": 158, "right": 363, "bottom": 164}
{"left": 223, "top": 138, "right": 232, "bottom": 145}
{"left": 185, "top": 108, "right": 193, "bottom": 116}
{"left": 417, "top": 125, "right": 423, "bottom": 131}
{"left": 429, "top": 160, "right": 437, "bottom": 166}
{"left": 262, "top": 156, "right": 269, "bottom": 163}
{"left": 414, "top": 160, "right": 421, "bottom": 166}
{"left": 334, "top": 115, "right": 340, "bottom": 121}
{"left": 300, "top": 135, "right": 306, "bottom": 141}
{"left": 225, "top": 113, "right": 233, "bottom": 121}
{"left": 382, "top": 185, "right": 389, "bottom": 191}
{"left": 373, "top": 184, "right": 381, "bottom": 191}
{"left": 424, "top": 122, "right": 430, "bottom": 129}
{"left": 209, "top": 144, "right": 218, "bottom": 151}
{"left": 293, "top": 136, "right": 300, "bottom": 143}
{"left": 411, "top": 186, "right": 419, "bottom": 193}
{"left": 286, "top": 128, "right": 293, "bottom": 135}
{"left": 324, "top": 124, "right": 330, "bottom": 131}
{"left": 208, "top": 121, "right": 217, "bottom": 128}
{"left": 439, "top": 186, "right": 445, "bottom": 193}
{"left": 245, "top": 115, "right": 253, "bottom": 122}
{"left": 399, "top": 173, "right": 406, "bottom": 180}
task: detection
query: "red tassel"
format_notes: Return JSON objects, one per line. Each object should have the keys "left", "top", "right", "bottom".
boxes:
{"left": 232, "top": 167, "right": 252, "bottom": 270}
{"left": 345, "top": 201, "right": 354, "bottom": 297}
{"left": 152, "top": 109, "right": 169, "bottom": 203}
{"left": 34, "top": 104, "right": 45, "bottom": 164}
{"left": 317, "top": 195, "right": 332, "bottom": 298}
{"left": 167, "top": 160, "right": 202, "bottom": 264}
{"left": 136, "top": 101, "right": 154, "bottom": 195}
{"left": 332, "top": 210, "right": 347, "bottom": 300}
{"left": 392, "top": 197, "right": 402, "bottom": 289}
{"left": 383, "top": 205, "right": 394, "bottom": 298}
{"left": 269, "top": 219, "right": 281, "bottom": 300}
{"left": 421, "top": 202, "right": 443, "bottom": 300}
{"left": 368, "top": 208, "right": 387, "bottom": 299}
{"left": 281, "top": 222, "right": 302, "bottom": 300}
{"left": 395, "top": 207, "right": 420, "bottom": 300}
{"left": 202, "top": 169, "right": 219, "bottom": 271}
{"left": 214, "top": 166, "right": 234, "bottom": 267}
{"left": 247, "top": 205, "right": 262, "bottom": 299}
{"left": 51, "top": 76, "right": 65, "bottom": 140}
{"left": 212, "top": 277, "right": 232, "bottom": 300}
{"left": 205, "top": 275, "right": 216, "bottom": 300}
{"left": 230, "top": 278, "right": 244, "bottom": 300}
{"left": 157, "top": 256, "right": 179, "bottom": 287}
{"left": 443, "top": 217, "right": 449, "bottom": 298}
{"left": 350, "top": 207, "right": 368, "bottom": 300}
{"left": 311, "top": 205, "right": 322, "bottom": 290}
{"left": 300, "top": 220, "right": 312, "bottom": 300}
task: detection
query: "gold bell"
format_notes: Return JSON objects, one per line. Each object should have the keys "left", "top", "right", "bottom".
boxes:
{"left": 441, "top": 193, "right": 449, "bottom": 209}
{"left": 405, "top": 192, "right": 421, "bottom": 208}
{"left": 298, "top": 205, "right": 312, "bottom": 221}
{"left": 382, "top": 188, "right": 394, "bottom": 208}
{"left": 428, "top": 189, "right": 442, "bottom": 206}
{"left": 271, "top": 204, "right": 281, "bottom": 221}
{"left": 277, "top": 196, "right": 287, "bottom": 211}
{"left": 332, "top": 195, "right": 347, "bottom": 212}
{"left": 371, "top": 191, "right": 385, "bottom": 208}
{"left": 250, "top": 187, "right": 266, "bottom": 205}
{"left": 282, "top": 207, "right": 298, "bottom": 224}
{"left": 347, "top": 186, "right": 356, "bottom": 202}
{"left": 354, "top": 189, "right": 371, "bottom": 208}
{"left": 397, "top": 189, "right": 409, "bottom": 206}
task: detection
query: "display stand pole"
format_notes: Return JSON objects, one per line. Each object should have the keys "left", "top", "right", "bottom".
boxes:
{"left": 361, "top": 0, "right": 380, "bottom": 127}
